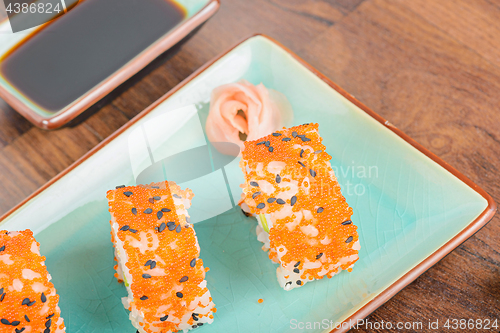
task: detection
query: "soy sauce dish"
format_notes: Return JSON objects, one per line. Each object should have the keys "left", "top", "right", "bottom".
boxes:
{"left": 0, "top": 0, "right": 219, "bottom": 129}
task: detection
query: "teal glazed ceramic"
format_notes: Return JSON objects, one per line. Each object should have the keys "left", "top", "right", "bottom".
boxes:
{"left": 0, "top": 0, "right": 220, "bottom": 129}
{"left": 0, "top": 35, "right": 495, "bottom": 333}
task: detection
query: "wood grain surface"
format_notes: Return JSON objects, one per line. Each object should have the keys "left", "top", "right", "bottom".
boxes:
{"left": 0, "top": 0, "right": 499, "bottom": 332}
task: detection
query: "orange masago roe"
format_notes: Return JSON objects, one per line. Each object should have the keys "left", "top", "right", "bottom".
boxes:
{"left": 240, "top": 124, "right": 360, "bottom": 290}
{"left": 107, "top": 181, "right": 215, "bottom": 333}
{"left": 0, "top": 230, "right": 65, "bottom": 333}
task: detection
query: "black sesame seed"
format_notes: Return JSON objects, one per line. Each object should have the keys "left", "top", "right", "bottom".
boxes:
{"left": 45, "top": 319, "right": 51, "bottom": 328}
{"left": 316, "top": 253, "right": 323, "bottom": 260}
{"left": 250, "top": 181, "right": 259, "bottom": 187}
{"left": 157, "top": 211, "right": 163, "bottom": 220}
{"left": 0, "top": 246, "right": 4, "bottom": 252}
{"left": 28, "top": 301, "right": 36, "bottom": 306}
{"left": 317, "top": 207, "right": 324, "bottom": 213}
{"left": 180, "top": 276, "right": 189, "bottom": 283}
{"left": 143, "top": 208, "right": 153, "bottom": 214}
{"left": 267, "top": 198, "right": 276, "bottom": 203}
{"left": 192, "top": 325, "right": 197, "bottom": 329}
{"left": 176, "top": 224, "right": 182, "bottom": 233}
{"left": 173, "top": 194, "right": 181, "bottom": 199}
{"left": 190, "top": 258, "right": 196, "bottom": 267}
{"left": 0, "top": 293, "right": 5, "bottom": 302}
{"left": 294, "top": 268, "right": 301, "bottom": 274}
{"left": 145, "top": 260, "right": 152, "bottom": 267}
{"left": 150, "top": 261, "right": 156, "bottom": 269}
{"left": 198, "top": 323, "right": 204, "bottom": 326}
{"left": 157, "top": 223, "right": 166, "bottom": 233}
{"left": 151, "top": 186, "right": 160, "bottom": 189}
{"left": 309, "top": 169, "right": 316, "bottom": 177}
{"left": 294, "top": 261, "right": 301, "bottom": 267}
{"left": 346, "top": 236, "right": 353, "bottom": 243}
{"left": 282, "top": 137, "right": 291, "bottom": 142}
{"left": 342, "top": 220, "right": 352, "bottom": 225}
{"left": 167, "top": 222, "right": 176, "bottom": 231}
{"left": 264, "top": 141, "right": 270, "bottom": 147}
{"left": 291, "top": 196, "right": 297, "bottom": 206}
{"left": 256, "top": 141, "right": 266, "bottom": 146}
{"left": 10, "top": 320, "right": 20, "bottom": 326}
{"left": 123, "top": 191, "right": 133, "bottom": 197}
{"left": 300, "top": 136, "right": 311, "bottom": 142}
{"left": 41, "top": 292, "right": 47, "bottom": 303}
{"left": 285, "top": 281, "right": 292, "bottom": 286}
{"left": 314, "top": 150, "right": 322, "bottom": 154}
{"left": 160, "top": 315, "right": 169, "bottom": 322}
{"left": 22, "top": 298, "right": 30, "bottom": 305}
{"left": 16, "top": 328, "right": 26, "bottom": 333}
{"left": 186, "top": 217, "right": 191, "bottom": 223}
{"left": 24, "top": 315, "right": 30, "bottom": 322}
{"left": 296, "top": 280, "right": 302, "bottom": 285}
{"left": 148, "top": 198, "right": 155, "bottom": 204}
{"left": 153, "top": 196, "right": 161, "bottom": 201}
{"left": 161, "top": 208, "right": 171, "bottom": 212}
{"left": 116, "top": 185, "right": 125, "bottom": 189}
{"left": 298, "top": 161, "right": 305, "bottom": 168}
{"left": 129, "top": 229, "right": 137, "bottom": 233}
{"left": 46, "top": 314, "right": 54, "bottom": 319}
{"left": 256, "top": 203, "right": 265, "bottom": 209}
{"left": 272, "top": 132, "right": 282, "bottom": 136}
{"left": 300, "top": 149, "right": 304, "bottom": 158}
{"left": 292, "top": 131, "right": 298, "bottom": 137}
{"left": 192, "top": 313, "right": 199, "bottom": 321}
{"left": 176, "top": 292, "right": 183, "bottom": 298}
{"left": 120, "top": 225, "right": 130, "bottom": 231}
{"left": 142, "top": 274, "right": 152, "bottom": 279}
{"left": 140, "top": 296, "right": 148, "bottom": 300}
{"left": 44, "top": 328, "right": 50, "bottom": 333}
{"left": 252, "top": 192, "right": 261, "bottom": 199}
{"left": 268, "top": 146, "right": 274, "bottom": 152}
{"left": 276, "top": 174, "right": 281, "bottom": 183}
{"left": 276, "top": 199, "right": 286, "bottom": 205}
{"left": 1, "top": 318, "right": 10, "bottom": 325}
{"left": 131, "top": 208, "right": 137, "bottom": 215}
{"left": 0, "top": 288, "right": 3, "bottom": 294}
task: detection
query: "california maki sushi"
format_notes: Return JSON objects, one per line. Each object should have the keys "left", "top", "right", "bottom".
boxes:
{"left": 239, "top": 123, "right": 360, "bottom": 290}
{"left": 107, "top": 181, "right": 216, "bottom": 333}
{"left": 0, "top": 230, "right": 66, "bottom": 333}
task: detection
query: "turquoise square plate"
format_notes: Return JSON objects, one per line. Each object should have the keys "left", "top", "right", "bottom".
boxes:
{"left": 0, "top": 35, "right": 495, "bottom": 333}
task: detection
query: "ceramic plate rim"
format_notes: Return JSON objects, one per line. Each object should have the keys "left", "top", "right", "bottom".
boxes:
{"left": 0, "top": 33, "right": 496, "bottom": 333}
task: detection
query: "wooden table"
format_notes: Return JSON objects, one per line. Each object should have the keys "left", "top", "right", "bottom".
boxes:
{"left": 0, "top": 0, "right": 499, "bottom": 331}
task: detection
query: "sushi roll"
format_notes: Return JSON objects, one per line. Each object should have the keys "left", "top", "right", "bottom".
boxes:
{"left": 0, "top": 230, "right": 66, "bottom": 333}
{"left": 240, "top": 123, "right": 360, "bottom": 290}
{"left": 107, "top": 181, "right": 216, "bottom": 333}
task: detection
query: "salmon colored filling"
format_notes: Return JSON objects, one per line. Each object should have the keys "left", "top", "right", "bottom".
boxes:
{"left": 107, "top": 181, "right": 215, "bottom": 333}
{"left": 241, "top": 124, "right": 359, "bottom": 280}
{"left": 0, "top": 230, "right": 65, "bottom": 332}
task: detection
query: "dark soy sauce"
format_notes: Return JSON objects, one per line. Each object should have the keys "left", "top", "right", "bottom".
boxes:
{"left": 1, "top": 0, "right": 186, "bottom": 112}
